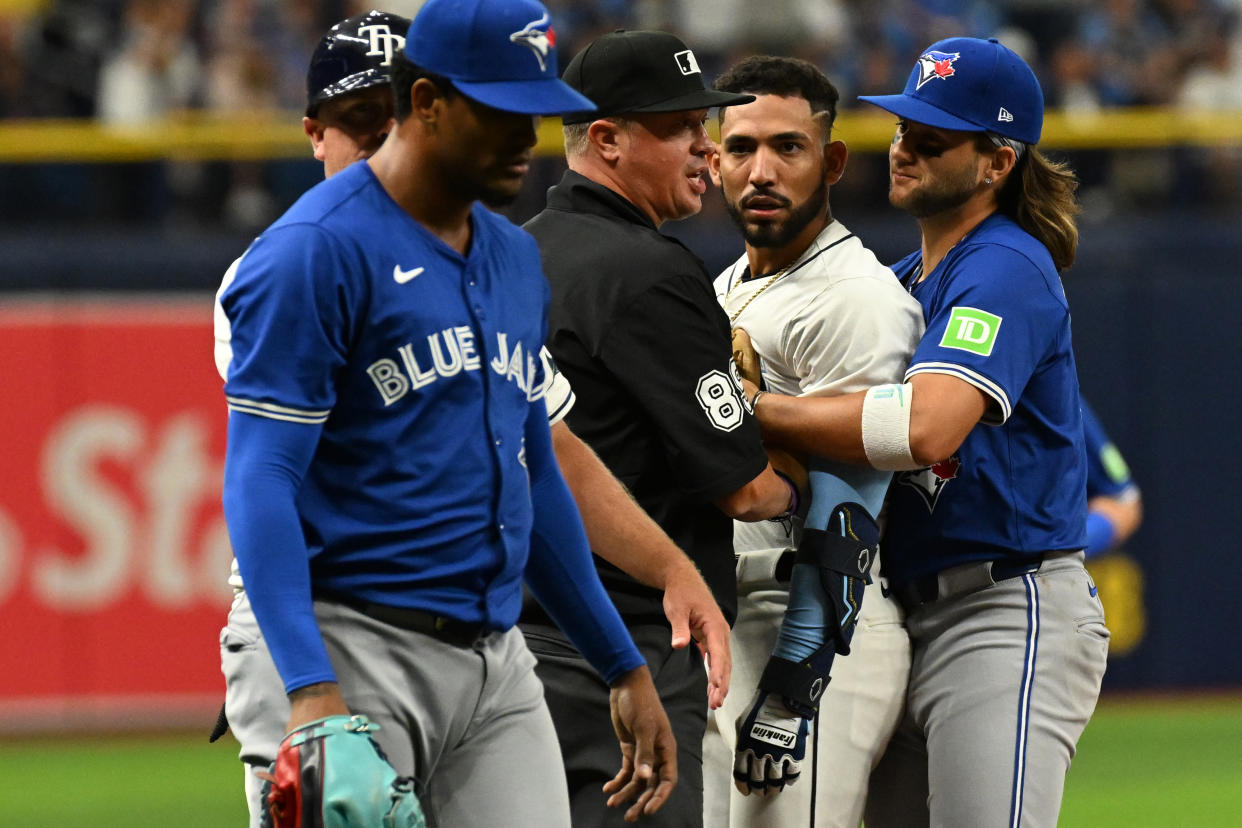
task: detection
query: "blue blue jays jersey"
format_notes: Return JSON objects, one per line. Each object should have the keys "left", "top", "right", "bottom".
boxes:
{"left": 1081, "top": 396, "right": 1135, "bottom": 500}
{"left": 219, "top": 161, "right": 549, "bottom": 622}
{"left": 883, "top": 212, "right": 1087, "bottom": 583}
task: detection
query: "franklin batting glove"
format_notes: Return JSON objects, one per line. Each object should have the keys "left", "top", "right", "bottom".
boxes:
{"left": 733, "top": 689, "right": 810, "bottom": 797}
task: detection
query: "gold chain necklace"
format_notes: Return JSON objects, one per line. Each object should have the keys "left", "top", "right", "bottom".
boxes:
{"left": 728, "top": 264, "right": 791, "bottom": 324}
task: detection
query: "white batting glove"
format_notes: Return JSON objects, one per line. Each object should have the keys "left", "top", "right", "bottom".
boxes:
{"left": 732, "top": 689, "right": 809, "bottom": 797}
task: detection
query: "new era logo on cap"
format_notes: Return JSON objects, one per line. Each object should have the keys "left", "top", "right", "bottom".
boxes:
{"left": 674, "top": 49, "right": 700, "bottom": 76}
{"left": 857, "top": 37, "right": 1044, "bottom": 145}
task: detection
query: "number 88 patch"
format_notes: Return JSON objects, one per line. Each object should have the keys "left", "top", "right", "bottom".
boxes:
{"left": 695, "top": 369, "right": 746, "bottom": 431}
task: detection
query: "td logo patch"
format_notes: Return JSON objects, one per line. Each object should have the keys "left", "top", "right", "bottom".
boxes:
{"left": 940, "top": 307, "right": 1002, "bottom": 356}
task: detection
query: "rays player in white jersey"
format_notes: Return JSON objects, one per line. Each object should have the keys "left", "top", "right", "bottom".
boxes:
{"left": 699, "top": 56, "right": 924, "bottom": 827}
{"left": 211, "top": 1, "right": 711, "bottom": 825}
{"left": 743, "top": 38, "right": 1108, "bottom": 827}
{"left": 214, "top": 8, "right": 731, "bottom": 826}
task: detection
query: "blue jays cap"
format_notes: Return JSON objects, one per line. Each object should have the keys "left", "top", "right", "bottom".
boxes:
{"left": 402, "top": 0, "right": 596, "bottom": 116}
{"left": 859, "top": 37, "right": 1043, "bottom": 145}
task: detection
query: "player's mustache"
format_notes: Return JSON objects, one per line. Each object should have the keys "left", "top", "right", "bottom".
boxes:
{"left": 740, "top": 188, "right": 791, "bottom": 209}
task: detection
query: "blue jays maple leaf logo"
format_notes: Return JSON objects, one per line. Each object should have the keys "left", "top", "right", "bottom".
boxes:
{"left": 914, "top": 50, "right": 960, "bottom": 89}
{"left": 897, "top": 455, "right": 960, "bottom": 513}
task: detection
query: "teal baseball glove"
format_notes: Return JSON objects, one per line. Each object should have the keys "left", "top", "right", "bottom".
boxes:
{"left": 260, "top": 714, "right": 425, "bottom": 828}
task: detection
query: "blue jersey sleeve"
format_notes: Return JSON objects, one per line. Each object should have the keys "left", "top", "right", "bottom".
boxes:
{"left": 219, "top": 224, "right": 360, "bottom": 418}
{"left": 522, "top": 399, "right": 645, "bottom": 683}
{"left": 218, "top": 222, "right": 362, "bottom": 693}
{"left": 1081, "top": 396, "right": 1138, "bottom": 556}
{"left": 1081, "top": 397, "right": 1135, "bottom": 499}
{"left": 223, "top": 411, "right": 336, "bottom": 693}
{"left": 908, "top": 245, "right": 1069, "bottom": 425}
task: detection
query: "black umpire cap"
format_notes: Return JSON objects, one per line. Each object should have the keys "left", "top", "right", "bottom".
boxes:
{"left": 560, "top": 30, "right": 753, "bottom": 125}
{"left": 305, "top": 9, "right": 412, "bottom": 116}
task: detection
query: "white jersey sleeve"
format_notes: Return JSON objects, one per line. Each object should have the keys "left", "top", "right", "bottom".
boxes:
{"left": 214, "top": 254, "right": 243, "bottom": 382}
{"left": 216, "top": 254, "right": 246, "bottom": 593}
{"left": 541, "top": 346, "right": 575, "bottom": 425}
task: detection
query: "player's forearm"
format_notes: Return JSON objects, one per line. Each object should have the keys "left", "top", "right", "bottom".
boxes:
{"left": 529, "top": 411, "right": 644, "bottom": 681}
{"left": 286, "top": 682, "right": 350, "bottom": 732}
{"left": 552, "top": 422, "right": 691, "bottom": 589}
{"left": 752, "top": 390, "right": 869, "bottom": 465}
{"left": 526, "top": 505, "right": 646, "bottom": 684}
{"left": 714, "top": 464, "right": 797, "bottom": 521}
{"left": 224, "top": 413, "right": 337, "bottom": 694}
{"left": 1087, "top": 490, "right": 1143, "bottom": 552}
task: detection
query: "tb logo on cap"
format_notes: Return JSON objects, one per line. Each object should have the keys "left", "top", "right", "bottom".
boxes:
{"left": 510, "top": 12, "right": 555, "bottom": 72}
{"left": 360, "top": 23, "right": 405, "bottom": 67}
{"left": 674, "top": 49, "right": 700, "bottom": 76}
{"left": 915, "top": 50, "right": 959, "bottom": 89}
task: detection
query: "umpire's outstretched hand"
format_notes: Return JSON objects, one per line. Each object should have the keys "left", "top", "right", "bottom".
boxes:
{"left": 662, "top": 562, "right": 731, "bottom": 710}
{"left": 604, "top": 665, "right": 678, "bottom": 821}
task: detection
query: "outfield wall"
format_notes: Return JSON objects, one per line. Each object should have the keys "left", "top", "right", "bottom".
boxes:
{"left": 0, "top": 297, "right": 229, "bottom": 730}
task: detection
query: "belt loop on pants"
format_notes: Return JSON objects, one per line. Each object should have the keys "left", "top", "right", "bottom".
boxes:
{"left": 318, "top": 592, "right": 491, "bottom": 648}
{"left": 891, "top": 550, "right": 1079, "bottom": 617}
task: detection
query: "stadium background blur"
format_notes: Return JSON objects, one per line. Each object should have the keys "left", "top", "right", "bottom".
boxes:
{"left": 0, "top": 1, "right": 1239, "bottom": 818}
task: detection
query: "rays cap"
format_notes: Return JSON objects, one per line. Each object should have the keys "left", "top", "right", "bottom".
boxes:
{"left": 559, "top": 30, "right": 755, "bottom": 125}
{"left": 859, "top": 37, "right": 1043, "bottom": 145}
{"left": 305, "top": 10, "right": 412, "bottom": 116}
{"left": 402, "top": 0, "right": 595, "bottom": 116}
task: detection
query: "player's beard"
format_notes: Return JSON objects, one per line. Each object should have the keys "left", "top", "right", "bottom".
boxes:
{"left": 890, "top": 160, "right": 978, "bottom": 218}
{"left": 723, "top": 179, "right": 828, "bottom": 250}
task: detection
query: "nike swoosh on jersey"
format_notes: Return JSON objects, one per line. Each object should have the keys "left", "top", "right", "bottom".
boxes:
{"left": 393, "top": 265, "right": 425, "bottom": 284}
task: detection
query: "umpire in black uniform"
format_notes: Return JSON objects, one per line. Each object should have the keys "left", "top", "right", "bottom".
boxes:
{"left": 519, "top": 31, "right": 799, "bottom": 827}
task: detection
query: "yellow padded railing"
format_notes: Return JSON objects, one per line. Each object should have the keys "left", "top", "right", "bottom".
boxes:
{"left": 0, "top": 108, "right": 1239, "bottom": 163}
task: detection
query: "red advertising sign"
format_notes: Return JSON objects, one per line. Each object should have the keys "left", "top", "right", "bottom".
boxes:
{"left": 0, "top": 296, "right": 231, "bottom": 728}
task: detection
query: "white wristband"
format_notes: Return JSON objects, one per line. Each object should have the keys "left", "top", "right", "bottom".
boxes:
{"left": 861, "top": 383, "right": 917, "bottom": 471}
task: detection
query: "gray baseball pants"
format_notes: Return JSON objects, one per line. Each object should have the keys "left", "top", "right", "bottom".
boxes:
{"left": 220, "top": 593, "right": 571, "bottom": 827}
{"left": 865, "top": 551, "right": 1109, "bottom": 828}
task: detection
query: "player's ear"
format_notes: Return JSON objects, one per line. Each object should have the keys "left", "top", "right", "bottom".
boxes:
{"left": 708, "top": 144, "right": 722, "bottom": 187}
{"left": 709, "top": 112, "right": 726, "bottom": 186}
{"left": 822, "top": 140, "right": 847, "bottom": 186}
{"left": 409, "top": 78, "right": 443, "bottom": 126}
{"left": 304, "top": 116, "right": 328, "bottom": 161}
{"left": 986, "top": 144, "right": 1017, "bottom": 187}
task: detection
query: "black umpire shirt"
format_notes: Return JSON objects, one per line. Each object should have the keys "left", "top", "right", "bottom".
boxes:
{"left": 522, "top": 170, "right": 770, "bottom": 625}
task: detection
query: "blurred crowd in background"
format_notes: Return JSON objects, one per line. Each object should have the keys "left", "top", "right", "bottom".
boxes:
{"left": 1, "top": 0, "right": 1240, "bottom": 233}
{"left": 2, "top": 0, "right": 1242, "bottom": 122}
